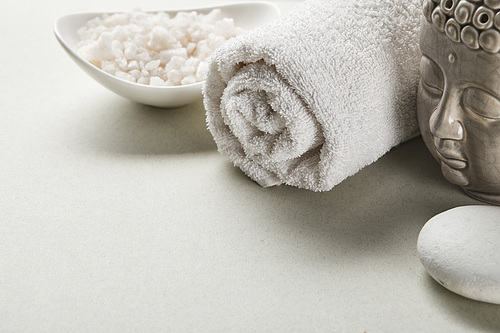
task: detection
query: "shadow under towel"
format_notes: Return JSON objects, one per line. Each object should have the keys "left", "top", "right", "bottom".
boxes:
{"left": 203, "top": 0, "right": 422, "bottom": 191}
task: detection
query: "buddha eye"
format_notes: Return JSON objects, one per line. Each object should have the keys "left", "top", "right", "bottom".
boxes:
{"left": 422, "top": 80, "right": 443, "bottom": 96}
{"left": 420, "top": 56, "right": 444, "bottom": 96}
{"left": 463, "top": 88, "right": 500, "bottom": 119}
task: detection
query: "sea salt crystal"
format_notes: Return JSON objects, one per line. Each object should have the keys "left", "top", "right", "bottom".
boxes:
{"left": 150, "top": 76, "right": 166, "bottom": 86}
{"left": 135, "top": 51, "right": 151, "bottom": 63}
{"left": 195, "top": 61, "right": 208, "bottom": 81}
{"left": 145, "top": 59, "right": 161, "bottom": 71}
{"left": 128, "top": 69, "right": 142, "bottom": 80}
{"left": 186, "top": 42, "right": 196, "bottom": 55}
{"left": 167, "top": 69, "right": 183, "bottom": 85}
{"left": 127, "top": 60, "right": 140, "bottom": 70}
{"left": 101, "top": 60, "right": 118, "bottom": 74}
{"left": 181, "top": 75, "right": 196, "bottom": 85}
{"left": 115, "top": 71, "right": 135, "bottom": 82}
{"left": 123, "top": 42, "right": 138, "bottom": 59}
{"left": 137, "top": 77, "right": 150, "bottom": 85}
{"left": 160, "top": 48, "right": 187, "bottom": 64}
{"left": 76, "top": 9, "right": 245, "bottom": 86}
{"left": 147, "top": 26, "right": 171, "bottom": 51}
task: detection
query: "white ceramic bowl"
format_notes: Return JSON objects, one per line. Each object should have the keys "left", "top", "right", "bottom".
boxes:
{"left": 54, "top": 2, "right": 281, "bottom": 108}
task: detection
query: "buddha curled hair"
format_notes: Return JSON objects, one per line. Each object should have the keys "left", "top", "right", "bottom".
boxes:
{"left": 422, "top": 0, "right": 500, "bottom": 53}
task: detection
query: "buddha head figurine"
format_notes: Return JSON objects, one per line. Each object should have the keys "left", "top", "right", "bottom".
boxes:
{"left": 418, "top": 0, "right": 500, "bottom": 204}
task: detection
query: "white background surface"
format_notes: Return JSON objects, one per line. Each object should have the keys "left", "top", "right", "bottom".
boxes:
{"left": 1, "top": 0, "right": 499, "bottom": 331}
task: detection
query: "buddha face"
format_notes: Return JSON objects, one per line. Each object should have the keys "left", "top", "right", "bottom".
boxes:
{"left": 417, "top": 20, "right": 500, "bottom": 204}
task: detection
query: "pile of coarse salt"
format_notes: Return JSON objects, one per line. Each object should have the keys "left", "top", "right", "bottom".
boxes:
{"left": 76, "top": 9, "right": 245, "bottom": 86}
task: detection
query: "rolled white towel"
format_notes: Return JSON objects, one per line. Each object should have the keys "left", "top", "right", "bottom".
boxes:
{"left": 203, "top": 0, "right": 422, "bottom": 191}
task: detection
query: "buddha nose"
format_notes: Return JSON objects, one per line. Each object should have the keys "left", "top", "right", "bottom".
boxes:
{"left": 429, "top": 93, "right": 464, "bottom": 141}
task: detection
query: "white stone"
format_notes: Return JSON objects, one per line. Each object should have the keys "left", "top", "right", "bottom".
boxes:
{"left": 417, "top": 205, "right": 500, "bottom": 304}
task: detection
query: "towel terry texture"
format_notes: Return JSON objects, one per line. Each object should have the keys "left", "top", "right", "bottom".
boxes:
{"left": 203, "top": 0, "right": 422, "bottom": 191}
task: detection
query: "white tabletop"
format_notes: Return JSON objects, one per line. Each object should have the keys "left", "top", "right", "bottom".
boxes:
{"left": 1, "top": 0, "right": 499, "bottom": 331}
